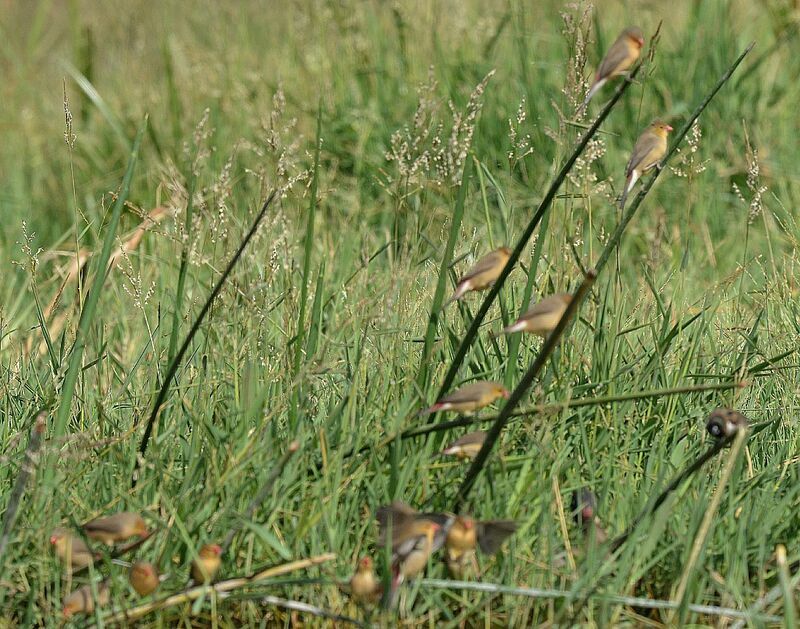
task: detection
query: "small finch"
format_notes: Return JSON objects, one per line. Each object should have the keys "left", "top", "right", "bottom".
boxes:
{"left": 447, "top": 247, "right": 512, "bottom": 304}
{"left": 581, "top": 26, "right": 645, "bottom": 111}
{"left": 129, "top": 561, "right": 160, "bottom": 596}
{"left": 706, "top": 408, "right": 749, "bottom": 440}
{"left": 571, "top": 488, "right": 608, "bottom": 545}
{"left": 50, "top": 528, "right": 95, "bottom": 573}
{"left": 619, "top": 120, "right": 673, "bottom": 209}
{"left": 83, "top": 512, "right": 148, "bottom": 545}
{"left": 62, "top": 580, "right": 110, "bottom": 618}
{"left": 348, "top": 556, "right": 382, "bottom": 603}
{"left": 439, "top": 431, "right": 487, "bottom": 460}
{"left": 502, "top": 294, "right": 572, "bottom": 336}
{"left": 445, "top": 515, "right": 517, "bottom": 577}
{"left": 191, "top": 543, "right": 222, "bottom": 583}
{"left": 419, "top": 381, "right": 509, "bottom": 416}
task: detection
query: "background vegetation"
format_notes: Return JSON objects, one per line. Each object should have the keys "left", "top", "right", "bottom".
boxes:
{"left": 1, "top": 0, "right": 799, "bottom": 625}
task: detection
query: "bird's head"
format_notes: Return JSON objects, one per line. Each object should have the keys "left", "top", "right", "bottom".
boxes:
{"left": 624, "top": 26, "right": 645, "bottom": 48}
{"left": 651, "top": 120, "right": 674, "bottom": 136}
{"left": 200, "top": 543, "right": 223, "bottom": 558}
{"left": 493, "top": 384, "right": 511, "bottom": 400}
{"left": 358, "top": 556, "right": 373, "bottom": 571}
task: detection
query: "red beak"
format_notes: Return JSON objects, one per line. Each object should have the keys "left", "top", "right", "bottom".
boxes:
{"left": 502, "top": 389, "right": 510, "bottom": 399}
{"left": 666, "top": 125, "right": 673, "bottom": 132}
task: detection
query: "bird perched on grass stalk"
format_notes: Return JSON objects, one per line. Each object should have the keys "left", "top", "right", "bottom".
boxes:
{"left": 619, "top": 120, "right": 673, "bottom": 209}
{"left": 419, "top": 381, "right": 509, "bottom": 416}
{"left": 62, "top": 580, "right": 110, "bottom": 618}
{"left": 191, "top": 543, "right": 222, "bottom": 583}
{"left": 129, "top": 561, "right": 160, "bottom": 596}
{"left": 502, "top": 294, "right": 572, "bottom": 336}
{"left": 83, "top": 512, "right": 148, "bottom": 545}
{"left": 439, "top": 431, "right": 487, "bottom": 460}
{"left": 579, "top": 26, "right": 645, "bottom": 113}
{"left": 446, "top": 247, "right": 512, "bottom": 305}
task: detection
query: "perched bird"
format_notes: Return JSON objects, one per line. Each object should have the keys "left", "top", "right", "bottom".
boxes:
{"left": 191, "top": 543, "right": 223, "bottom": 583}
{"left": 619, "top": 120, "right": 673, "bottom": 209}
{"left": 62, "top": 580, "right": 110, "bottom": 618}
{"left": 347, "top": 556, "right": 382, "bottom": 603}
{"left": 502, "top": 294, "right": 572, "bottom": 336}
{"left": 129, "top": 561, "right": 160, "bottom": 596}
{"left": 447, "top": 247, "right": 512, "bottom": 304}
{"left": 571, "top": 488, "right": 608, "bottom": 545}
{"left": 446, "top": 516, "right": 517, "bottom": 577}
{"left": 419, "top": 381, "right": 509, "bottom": 416}
{"left": 439, "top": 431, "right": 487, "bottom": 460}
{"left": 50, "top": 528, "right": 95, "bottom": 573}
{"left": 706, "top": 408, "right": 749, "bottom": 440}
{"left": 580, "top": 26, "right": 645, "bottom": 111}
{"left": 83, "top": 512, "right": 148, "bottom": 545}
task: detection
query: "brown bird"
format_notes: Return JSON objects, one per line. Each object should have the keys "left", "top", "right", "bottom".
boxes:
{"left": 419, "top": 381, "right": 509, "bottom": 416}
{"left": 619, "top": 120, "right": 673, "bottom": 208}
{"left": 191, "top": 543, "right": 223, "bottom": 583}
{"left": 447, "top": 247, "right": 512, "bottom": 304}
{"left": 439, "top": 431, "right": 487, "bottom": 460}
{"left": 706, "top": 408, "right": 749, "bottom": 440}
{"left": 502, "top": 294, "right": 572, "bottom": 336}
{"left": 129, "top": 561, "right": 160, "bottom": 596}
{"left": 445, "top": 515, "right": 517, "bottom": 577}
{"left": 572, "top": 488, "right": 608, "bottom": 545}
{"left": 581, "top": 26, "right": 645, "bottom": 111}
{"left": 50, "top": 528, "right": 95, "bottom": 573}
{"left": 348, "top": 556, "right": 382, "bottom": 603}
{"left": 83, "top": 512, "right": 148, "bottom": 545}
{"left": 62, "top": 580, "right": 110, "bottom": 618}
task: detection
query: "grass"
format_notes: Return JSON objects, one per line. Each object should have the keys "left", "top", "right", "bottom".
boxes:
{"left": 1, "top": 0, "right": 799, "bottom": 625}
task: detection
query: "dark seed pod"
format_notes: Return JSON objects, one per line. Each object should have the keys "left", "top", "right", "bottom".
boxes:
{"left": 571, "top": 488, "right": 598, "bottom": 529}
{"left": 706, "top": 408, "right": 749, "bottom": 440}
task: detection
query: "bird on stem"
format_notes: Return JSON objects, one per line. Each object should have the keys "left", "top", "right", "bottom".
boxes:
{"left": 502, "top": 294, "right": 572, "bottom": 336}
{"left": 50, "top": 528, "right": 96, "bottom": 573}
{"left": 446, "top": 247, "right": 512, "bottom": 305}
{"left": 579, "top": 26, "right": 645, "bottom": 113}
{"left": 346, "top": 556, "right": 382, "bottom": 604}
{"left": 83, "top": 511, "right": 148, "bottom": 545}
{"left": 191, "top": 543, "right": 223, "bottom": 583}
{"left": 444, "top": 515, "right": 517, "bottom": 578}
{"left": 419, "top": 381, "right": 509, "bottom": 416}
{"left": 619, "top": 120, "right": 673, "bottom": 209}
{"left": 129, "top": 561, "right": 160, "bottom": 596}
{"left": 438, "top": 430, "right": 487, "bottom": 460}
{"left": 62, "top": 580, "right": 110, "bottom": 618}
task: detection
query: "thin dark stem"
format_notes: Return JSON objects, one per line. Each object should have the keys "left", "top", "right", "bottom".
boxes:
{"left": 222, "top": 440, "right": 301, "bottom": 552}
{"left": 452, "top": 270, "right": 597, "bottom": 511}
{"left": 133, "top": 192, "right": 278, "bottom": 486}
{"left": 431, "top": 65, "right": 642, "bottom": 416}
{"left": 0, "top": 412, "right": 46, "bottom": 580}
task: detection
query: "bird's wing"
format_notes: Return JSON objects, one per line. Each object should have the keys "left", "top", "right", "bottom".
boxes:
{"left": 438, "top": 383, "right": 485, "bottom": 405}
{"left": 376, "top": 502, "right": 418, "bottom": 545}
{"left": 459, "top": 252, "right": 502, "bottom": 283}
{"left": 523, "top": 296, "right": 565, "bottom": 319}
{"left": 83, "top": 516, "right": 122, "bottom": 533}
{"left": 451, "top": 431, "right": 487, "bottom": 447}
{"left": 477, "top": 520, "right": 518, "bottom": 554}
{"left": 596, "top": 38, "right": 633, "bottom": 80}
{"left": 626, "top": 132, "right": 662, "bottom": 176}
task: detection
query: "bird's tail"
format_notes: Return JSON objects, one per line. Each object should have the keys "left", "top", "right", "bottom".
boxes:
{"left": 417, "top": 403, "right": 442, "bottom": 417}
{"left": 576, "top": 78, "right": 605, "bottom": 116}
{"left": 502, "top": 320, "right": 527, "bottom": 335}
{"left": 618, "top": 171, "right": 639, "bottom": 209}
{"left": 444, "top": 282, "right": 469, "bottom": 307}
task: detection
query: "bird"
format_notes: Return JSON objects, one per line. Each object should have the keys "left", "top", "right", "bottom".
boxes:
{"left": 706, "top": 408, "right": 749, "bottom": 440}
{"left": 580, "top": 26, "right": 645, "bottom": 112}
{"left": 446, "top": 247, "right": 512, "bottom": 305}
{"left": 619, "top": 120, "right": 673, "bottom": 209}
{"left": 129, "top": 561, "right": 160, "bottom": 596}
{"left": 571, "top": 488, "right": 608, "bottom": 545}
{"left": 191, "top": 543, "right": 223, "bottom": 583}
{"left": 347, "top": 556, "right": 382, "bottom": 603}
{"left": 502, "top": 294, "right": 572, "bottom": 336}
{"left": 418, "top": 381, "right": 509, "bottom": 416}
{"left": 446, "top": 515, "right": 517, "bottom": 577}
{"left": 83, "top": 512, "right": 148, "bottom": 545}
{"left": 50, "top": 528, "right": 95, "bottom": 573}
{"left": 62, "top": 580, "right": 110, "bottom": 618}
{"left": 439, "top": 431, "right": 487, "bottom": 460}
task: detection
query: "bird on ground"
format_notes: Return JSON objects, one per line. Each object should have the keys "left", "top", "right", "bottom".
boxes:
{"left": 706, "top": 408, "right": 749, "bottom": 440}
{"left": 502, "top": 294, "right": 572, "bottom": 336}
{"left": 619, "top": 120, "right": 673, "bottom": 209}
{"left": 62, "top": 580, "right": 110, "bottom": 618}
{"left": 446, "top": 247, "right": 512, "bottom": 305}
{"left": 439, "top": 431, "right": 487, "bottom": 460}
{"left": 347, "top": 556, "right": 382, "bottom": 603}
{"left": 580, "top": 26, "right": 645, "bottom": 112}
{"left": 191, "top": 543, "right": 223, "bottom": 583}
{"left": 129, "top": 561, "right": 160, "bottom": 596}
{"left": 50, "top": 528, "right": 96, "bottom": 573}
{"left": 419, "top": 381, "right": 509, "bottom": 416}
{"left": 83, "top": 512, "right": 148, "bottom": 545}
